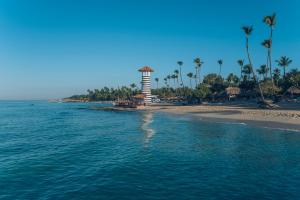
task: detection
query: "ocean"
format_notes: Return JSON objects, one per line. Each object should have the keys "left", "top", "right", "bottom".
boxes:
{"left": 0, "top": 101, "right": 299, "bottom": 199}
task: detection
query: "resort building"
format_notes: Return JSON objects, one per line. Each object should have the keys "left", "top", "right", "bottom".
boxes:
{"left": 138, "top": 66, "right": 154, "bottom": 105}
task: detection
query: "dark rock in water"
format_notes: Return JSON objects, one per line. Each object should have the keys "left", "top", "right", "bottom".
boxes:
{"left": 89, "top": 106, "right": 137, "bottom": 112}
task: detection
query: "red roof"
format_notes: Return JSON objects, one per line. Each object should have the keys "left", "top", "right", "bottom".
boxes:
{"left": 138, "top": 66, "right": 154, "bottom": 72}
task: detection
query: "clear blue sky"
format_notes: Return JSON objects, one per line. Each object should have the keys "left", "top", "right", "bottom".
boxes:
{"left": 0, "top": 0, "right": 299, "bottom": 100}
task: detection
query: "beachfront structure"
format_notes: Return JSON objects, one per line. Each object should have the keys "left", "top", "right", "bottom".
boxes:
{"left": 226, "top": 87, "right": 241, "bottom": 100}
{"left": 138, "top": 66, "right": 154, "bottom": 104}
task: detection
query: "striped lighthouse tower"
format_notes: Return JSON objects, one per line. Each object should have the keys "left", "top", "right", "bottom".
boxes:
{"left": 138, "top": 66, "right": 154, "bottom": 105}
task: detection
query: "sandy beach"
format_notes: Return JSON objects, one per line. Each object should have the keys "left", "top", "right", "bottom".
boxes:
{"left": 141, "top": 102, "right": 300, "bottom": 131}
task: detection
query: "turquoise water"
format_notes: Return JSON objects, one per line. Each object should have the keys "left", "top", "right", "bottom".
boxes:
{"left": 0, "top": 101, "right": 300, "bottom": 200}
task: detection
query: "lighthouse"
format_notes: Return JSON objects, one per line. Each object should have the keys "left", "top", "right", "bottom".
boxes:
{"left": 138, "top": 66, "right": 154, "bottom": 105}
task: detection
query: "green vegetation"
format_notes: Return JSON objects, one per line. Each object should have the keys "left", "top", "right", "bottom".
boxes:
{"left": 67, "top": 13, "right": 300, "bottom": 104}
{"left": 67, "top": 86, "right": 139, "bottom": 102}
{"left": 67, "top": 68, "right": 300, "bottom": 102}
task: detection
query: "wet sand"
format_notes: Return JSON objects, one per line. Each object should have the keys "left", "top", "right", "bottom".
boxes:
{"left": 144, "top": 103, "right": 300, "bottom": 132}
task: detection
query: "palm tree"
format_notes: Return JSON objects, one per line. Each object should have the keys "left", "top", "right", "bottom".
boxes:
{"left": 174, "top": 70, "right": 179, "bottom": 86}
{"left": 155, "top": 78, "right": 159, "bottom": 89}
{"left": 242, "top": 26, "right": 265, "bottom": 101}
{"left": 260, "top": 65, "right": 268, "bottom": 80}
{"left": 193, "top": 74, "right": 197, "bottom": 87}
{"left": 237, "top": 59, "right": 244, "bottom": 79}
{"left": 276, "top": 56, "right": 292, "bottom": 77}
{"left": 242, "top": 64, "right": 252, "bottom": 80}
{"left": 227, "top": 73, "right": 239, "bottom": 86}
{"left": 187, "top": 72, "right": 193, "bottom": 88}
{"left": 130, "top": 83, "right": 136, "bottom": 90}
{"left": 194, "top": 58, "right": 204, "bottom": 85}
{"left": 256, "top": 68, "right": 262, "bottom": 81}
{"left": 164, "top": 78, "right": 168, "bottom": 87}
{"left": 167, "top": 75, "right": 171, "bottom": 86}
{"left": 175, "top": 74, "right": 179, "bottom": 87}
{"left": 261, "top": 39, "right": 271, "bottom": 78}
{"left": 263, "top": 13, "right": 276, "bottom": 80}
{"left": 273, "top": 68, "right": 281, "bottom": 86}
{"left": 177, "top": 61, "right": 184, "bottom": 87}
{"left": 256, "top": 68, "right": 265, "bottom": 81}
{"left": 256, "top": 65, "right": 268, "bottom": 81}
{"left": 218, "top": 59, "right": 223, "bottom": 76}
{"left": 171, "top": 74, "right": 176, "bottom": 86}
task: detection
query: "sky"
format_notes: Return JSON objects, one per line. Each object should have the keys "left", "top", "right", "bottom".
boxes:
{"left": 0, "top": 0, "right": 300, "bottom": 100}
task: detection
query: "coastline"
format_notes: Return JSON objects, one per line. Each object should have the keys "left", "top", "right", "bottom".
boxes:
{"left": 78, "top": 101, "right": 300, "bottom": 131}
{"left": 143, "top": 103, "right": 300, "bottom": 132}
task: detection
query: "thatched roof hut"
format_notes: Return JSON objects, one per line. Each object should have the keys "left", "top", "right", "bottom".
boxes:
{"left": 132, "top": 94, "right": 146, "bottom": 99}
{"left": 226, "top": 87, "right": 241, "bottom": 95}
{"left": 287, "top": 86, "right": 300, "bottom": 95}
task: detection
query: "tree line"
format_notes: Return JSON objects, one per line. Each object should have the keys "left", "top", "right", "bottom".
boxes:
{"left": 67, "top": 13, "right": 300, "bottom": 103}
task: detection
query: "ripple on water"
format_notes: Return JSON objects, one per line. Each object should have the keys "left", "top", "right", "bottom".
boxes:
{"left": 0, "top": 101, "right": 300, "bottom": 199}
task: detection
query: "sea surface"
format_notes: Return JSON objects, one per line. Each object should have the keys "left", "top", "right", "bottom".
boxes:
{"left": 0, "top": 101, "right": 300, "bottom": 200}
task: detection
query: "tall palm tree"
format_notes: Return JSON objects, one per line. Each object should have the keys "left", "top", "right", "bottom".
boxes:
{"left": 167, "top": 75, "right": 171, "bottom": 86}
{"left": 261, "top": 39, "right": 271, "bottom": 78}
{"left": 193, "top": 74, "right": 197, "bottom": 87}
{"left": 256, "top": 68, "right": 264, "bottom": 81}
{"left": 242, "top": 64, "right": 252, "bottom": 80}
{"left": 155, "top": 78, "right": 159, "bottom": 89}
{"left": 276, "top": 56, "right": 292, "bottom": 77}
{"left": 273, "top": 68, "right": 281, "bottom": 86}
{"left": 177, "top": 61, "right": 184, "bottom": 87}
{"left": 175, "top": 74, "right": 179, "bottom": 87}
{"left": 164, "top": 78, "right": 168, "bottom": 87}
{"left": 259, "top": 65, "right": 268, "bottom": 80}
{"left": 187, "top": 72, "right": 193, "bottom": 88}
{"left": 218, "top": 59, "right": 223, "bottom": 76}
{"left": 242, "top": 26, "right": 265, "bottom": 101}
{"left": 237, "top": 59, "right": 244, "bottom": 80}
{"left": 174, "top": 70, "right": 179, "bottom": 86}
{"left": 171, "top": 74, "right": 176, "bottom": 86}
{"left": 263, "top": 13, "right": 276, "bottom": 80}
{"left": 194, "top": 57, "right": 204, "bottom": 85}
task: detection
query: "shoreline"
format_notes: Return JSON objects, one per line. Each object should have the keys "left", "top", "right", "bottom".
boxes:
{"left": 88, "top": 102, "right": 300, "bottom": 132}
{"left": 143, "top": 104, "right": 300, "bottom": 132}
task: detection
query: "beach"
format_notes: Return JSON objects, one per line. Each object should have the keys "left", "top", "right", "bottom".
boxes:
{"left": 141, "top": 102, "right": 300, "bottom": 131}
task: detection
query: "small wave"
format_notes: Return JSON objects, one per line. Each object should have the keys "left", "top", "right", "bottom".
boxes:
{"left": 262, "top": 126, "right": 300, "bottom": 133}
{"left": 214, "top": 121, "right": 247, "bottom": 126}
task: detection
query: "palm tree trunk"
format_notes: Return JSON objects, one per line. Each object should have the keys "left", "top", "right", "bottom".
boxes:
{"left": 245, "top": 37, "right": 265, "bottom": 101}
{"left": 179, "top": 67, "right": 184, "bottom": 87}
{"left": 269, "top": 28, "right": 276, "bottom": 95}
{"left": 219, "top": 65, "right": 221, "bottom": 76}
{"left": 240, "top": 67, "right": 242, "bottom": 80}
{"left": 198, "top": 67, "right": 201, "bottom": 83}
{"left": 195, "top": 68, "right": 198, "bottom": 86}
{"left": 190, "top": 79, "right": 192, "bottom": 88}
{"left": 269, "top": 28, "right": 273, "bottom": 80}
{"left": 284, "top": 67, "right": 286, "bottom": 77}
{"left": 266, "top": 55, "right": 269, "bottom": 79}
